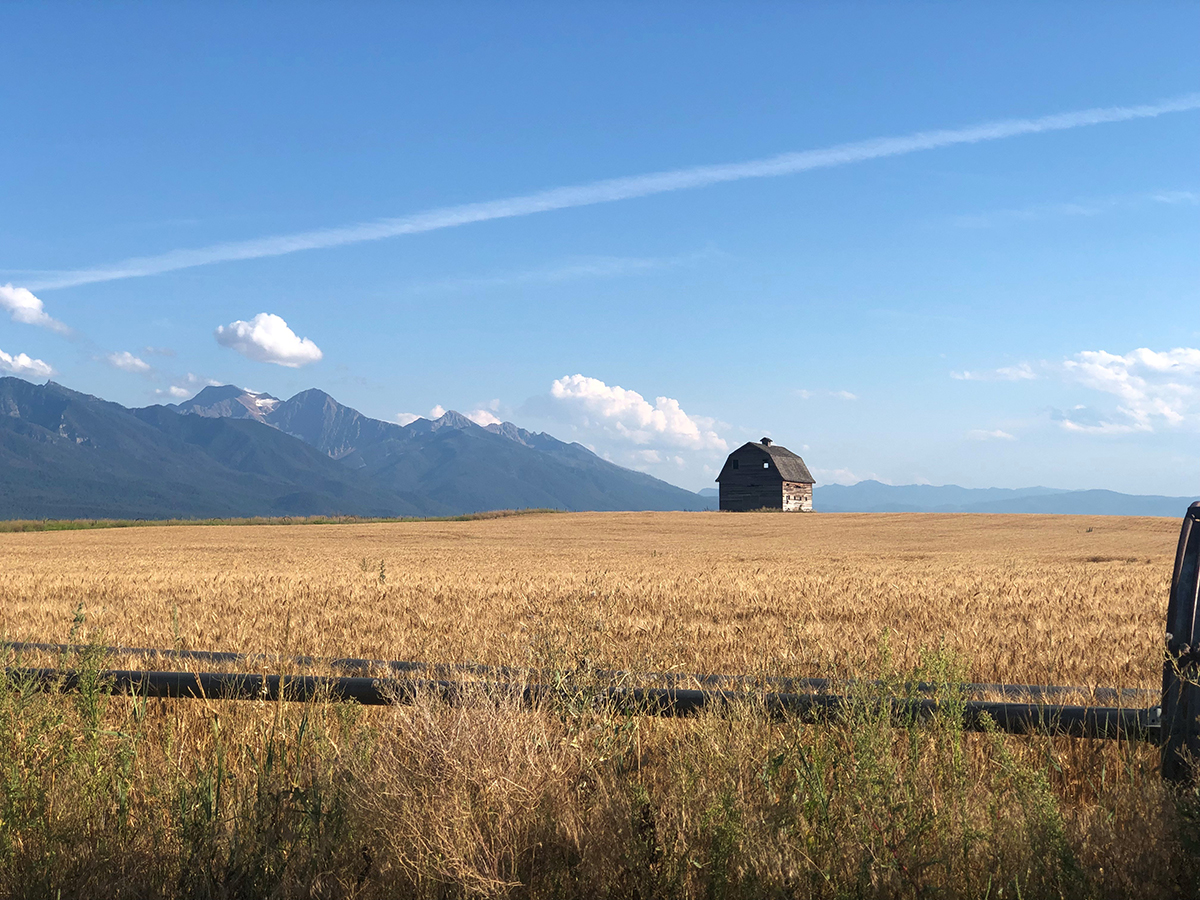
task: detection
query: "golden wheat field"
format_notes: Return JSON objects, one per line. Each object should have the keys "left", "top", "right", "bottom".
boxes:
{"left": 0, "top": 510, "right": 1180, "bottom": 689}
{"left": 3, "top": 511, "right": 1198, "bottom": 899}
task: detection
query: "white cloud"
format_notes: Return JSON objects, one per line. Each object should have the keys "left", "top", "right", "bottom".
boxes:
{"left": 797, "top": 388, "right": 858, "bottom": 400}
{"left": 0, "top": 347, "right": 54, "bottom": 379}
{"left": 182, "top": 372, "right": 223, "bottom": 388}
{"left": 955, "top": 347, "right": 1200, "bottom": 435}
{"left": 952, "top": 188, "right": 1200, "bottom": 228}
{"left": 953, "top": 200, "right": 1111, "bottom": 229}
{"left": 410, "top": 250, "right": 717, "bottom": 294}
{"left": 952, "top": 362, "right": 1037, "bottom": 381}
{"left": 106, "top": 350, "right": 151, "bottom": 374}
{"left": 955, "top": 345, "right": 1200, "bottom": 436}
{"left": 394, "top": 412, "right": 421, "bottom": 426}
{"left": 623, "top": 449, "right": 687, "bottom": 474}
{"left": 966, "top": 428, "right": 1016, "bottom": 441}
{"left": 214, "top": 313, "right": 323, "bottom": 367}
{"left": 429, "top": 405, "right": 446, "bottom": 419}
{"left": 465, "top": 408, "right": 502, "bottom": 426}
{"left": 996, "top": 364, "right": 1038, "bottom": 381}
{"left": 1052, "top": 406, "right": 1141, "bottom": 435}
{"left": 154, "top": 386, "right": 192, "bottom": 399}
{"left": 549, "top": 374, "right": 726, "bottom": 450}
{"left": 1057, "top": 347, "right": 1199, "bottom": 432}
{"left": 0, "top": 284, "right": 69, "bottom": 333}
{"left": 1151, "top": 190, "right": 1200, "bottom": 205}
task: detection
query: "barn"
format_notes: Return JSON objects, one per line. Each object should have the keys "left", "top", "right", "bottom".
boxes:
{"left": 715, "top": 438, "right": 815, "bottom": 511}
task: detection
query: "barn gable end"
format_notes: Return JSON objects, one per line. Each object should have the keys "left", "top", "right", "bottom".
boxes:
{"left": 715, "top": 439, "right": 815, "bottom": 511}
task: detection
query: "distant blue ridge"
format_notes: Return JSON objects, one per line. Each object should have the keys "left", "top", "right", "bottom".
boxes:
{"left": 809, "top": 480, "right": 1197, "bottom": 516}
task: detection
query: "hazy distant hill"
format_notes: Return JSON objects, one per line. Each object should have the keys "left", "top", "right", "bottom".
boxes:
{"left": 815, "top": 480, "right": 1196, "bottom": 517}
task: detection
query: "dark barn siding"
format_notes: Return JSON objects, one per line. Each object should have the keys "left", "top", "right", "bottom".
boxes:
{"left": 719, "top": 475, "right": 779, "bottom": 511}
{"left": 716, "top": 441, "right": 814, "bottom": 511}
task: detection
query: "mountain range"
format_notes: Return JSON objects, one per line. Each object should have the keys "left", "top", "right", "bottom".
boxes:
{"left": 0, "top": 376, "right": 1193, "bottom": 520}
{"left": 0, "top": 378, "right": 708, "bottom": 519}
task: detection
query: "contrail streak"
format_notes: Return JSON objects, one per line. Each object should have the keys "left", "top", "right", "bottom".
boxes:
{"left": 26, "top": 93, "right": 1200, "bottom": 292}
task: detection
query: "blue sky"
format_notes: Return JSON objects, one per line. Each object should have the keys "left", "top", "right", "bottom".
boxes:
{"left": 2, "top": 3, "right": 1198, "bottom": 494}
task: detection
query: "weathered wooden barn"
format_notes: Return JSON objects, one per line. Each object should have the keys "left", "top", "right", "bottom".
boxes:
{"left": 715, "top": 438, "right": 815, "bottom": 511}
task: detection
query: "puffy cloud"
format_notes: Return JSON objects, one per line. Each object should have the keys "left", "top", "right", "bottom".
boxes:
{"left": 153, "top": 386, "right": 192, "bottom": 399}
{"left": 394, "top": 413, "right": 421, "bottom": 426}
{"left": 955, "top": 347, "right": 1200, "bottom": 434}
{"left": 0, "top": 284, "right": 69, "bottom": 333}
{"left": 966, "top": 428, "right": 1016, "bottom": 441}
{"left": 429, "top": 405, "right": 447, "bottom": 419}
{"left": 951, "top": 362, "right": 1037, "bottom": 381}
{"left": 550, "top": 374, "right": 726, "bottom": 450}
{"left": 106, "top": 350, "right": 151, "bottom": 373}
{"left": 214, "top": 313, "right": 323, "bottom": 367}
{"left": 1059, "top": 347, "right": 1199, "bottom": 432}
{"left": 183, "top": 372, "right": 223, "bottom": 388}
{"left": 0, "top": 347, "right": 54, "bottom": 378}
{"left": 466, "top": 408, "right": 502, "bottom": 426}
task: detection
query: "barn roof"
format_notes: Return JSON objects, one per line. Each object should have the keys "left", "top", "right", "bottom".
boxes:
{"left": 716, "top": 441, "right": 815, "bottom": 484}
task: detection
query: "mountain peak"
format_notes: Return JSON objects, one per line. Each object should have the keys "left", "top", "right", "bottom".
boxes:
{"left": 187, "top": 384, "right": 246, "bottom": 404}
{"left": 483, "top": 420, "right": 524, "bottom": 442}
{"left": 285, "top": 388, "right": 336, "bottom": 405}
{"left": 429, "top": 409, "right": 479, "bottom": 431}
{"left": 174, "top": 385, "right": 280, "bottom": 422}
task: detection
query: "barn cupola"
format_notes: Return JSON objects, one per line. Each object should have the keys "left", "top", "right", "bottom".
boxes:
{"left": 761, "top": 437, "right": 772, "bottom": 446}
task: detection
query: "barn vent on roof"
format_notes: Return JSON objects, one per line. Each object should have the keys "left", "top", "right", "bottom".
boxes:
{"left": 715, "top": 441, "right": 815, "bottom": 511}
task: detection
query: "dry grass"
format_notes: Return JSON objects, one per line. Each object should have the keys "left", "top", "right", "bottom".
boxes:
{"left": 2, "top": 511, "right": 1197, "bottom": 899}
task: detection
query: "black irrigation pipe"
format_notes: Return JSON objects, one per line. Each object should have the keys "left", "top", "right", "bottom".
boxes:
{"left": 2, "top": 641, "right": 1155, "bottom": 704}
{"left": 3, "top": 666, "right": 1159, "bottom": 742}
{"left": 2, "top": 641, "right": 532, "bottom": 680}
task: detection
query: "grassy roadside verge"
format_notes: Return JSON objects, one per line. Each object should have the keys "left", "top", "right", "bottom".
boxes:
{"left": 2, "top": 641, "right": 1197, "bottom": 899}
{"left": 0, "top": 508, "right": 563, "bottom": 533}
